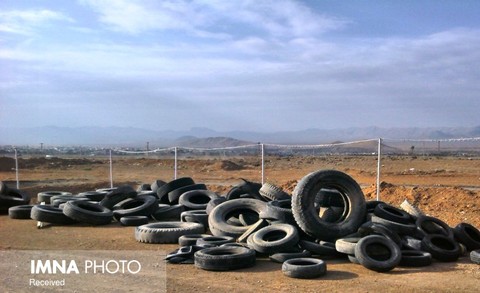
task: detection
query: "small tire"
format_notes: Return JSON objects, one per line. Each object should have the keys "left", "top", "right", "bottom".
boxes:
{"left": 282, "top": 258, "right": 327, "bottom": 279}
{"left": 196, "top": 236, "right": 235, "bottom": 246}
{"left": 371, "top": 215, "right": 417, "bottom": 236}
{"left": 299, "top": 240, "right": 338, "bottom": 256}
{"left": 8, "top": 205, "right": 34, "bottom": 219}
{"left": 77, "top": 191, "right": 108, "bottom": 202}
{"left": 156, "top": 177, "right": 195, "bottom": 204}
{"left": 119, "top": 216, "right": 149, "bottom": 226}
{"left": 178, "top": 234, "right": 212, "bottom": 246}
{"left": 335, "top": 237, "right": 361, "bottom": 255}
{"left": 259, "top": 183, "right": 290, "bottom": 201}
{"left": 30, "top": 205, "right": 77, "bottom": 225}
{"left": 99, "top": 185, "right": 137, "bottom": 209}
{"left": 420, "top": 234, "right": 461, "bottom": 262}
{"left": 399, "top": 250, "right": 432, "bottom": 267}
{"left": 416, "top": 215, "right": 454, "bottom": 239}
{"left": 194, "top": 246, "right": 256, "bottom": 271}
{"left": 179, "top": 190, "right": 220, "bottom": 210}
{"left": 63, "top": 201, "right": 113, "bottom": 225}
{"left": 374, "top": 203, "right": 412, "bottom": 225}
{"left": 167, "top": 183, "right": 207, "bottom": 205}
{"left": 453, "top": 223, "right": 480, "bottom": 251}
{"left": 135, "top": 222, "right": 205, "bottom": 244}
{"left": 151, "top": 204, "right": 185, "bottom": 221}
{"left": 112, "top": 195, "right": 158, "bottom": 221}
{"left": 250, "top": 224, "right": 300, "bottom": 254}
{"left": 208, "top": 198, "right": 267, "bottom": 238}
{"left": 269, "top": 250, "right": 311, "bottom": 263}
{"left": 354, "top": 235, "right": 401, "bottom": 272}
{"left": 37, "top": 191, "right": 71, "bottom": 204}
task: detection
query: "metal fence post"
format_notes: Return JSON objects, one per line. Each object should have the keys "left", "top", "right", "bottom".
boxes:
{"left": 261, "top": 143, "right": 265, "bottom": 184}
{"left": 174, "top": 147, "right": 178, "bottom": 180}
{"left": 376, "top": 138, "right": 382, "bottom": 201}
{"left": 109, "top": 149, "right": 113, "bottom": 188}
{"left": 14, "top": 148, "right": 19, "bottom": 189}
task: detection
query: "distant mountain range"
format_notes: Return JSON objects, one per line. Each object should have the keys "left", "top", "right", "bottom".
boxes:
{"left": 1, "top": 125, "right": 479, "bottom": 147}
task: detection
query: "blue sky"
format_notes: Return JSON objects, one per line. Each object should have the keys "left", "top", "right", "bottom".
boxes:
{"left": 1, "top": 0, "right": 479, "bottom": 132}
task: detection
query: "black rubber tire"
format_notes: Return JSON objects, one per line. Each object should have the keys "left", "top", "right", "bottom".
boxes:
{"left": 374, "top": 203, "right": 412, "bottom": 225}
{"left": 282, "top": 258, "right": 327, "bottom": 279}
{"left": 196, "top": 236, "right": 235, "bottom": 246}
{"left": 335, "top": 237, "right": 361, "bottom": 255}
{"left": 151, "top": 179, "right": 167, "bottom": 193}
{"left": 399, "top": 250, "right": 433, "bottom": 267}
{"left": 63, "top": 201, "right": 113, "bottom": 225}
{"left": 30, "top": 205, "right": 77, "bottom": 225}
{"left": 137, "top": 183, "right": 152, "bottom": 192}
{"left": 270, "top": 250, "right": 311, "bottom": 263}
{"left": 99, "top": 185, "right": 137, "bottom": 209}
{"left": 226, "top": 179, "right": 264, "bottom": 202}
{"left": 208, "top": 198, "right": 267, "bottom": 238}
{"left": 400, "top": 199, "right": 424, "bottom": 220}
{"left": 371, "top": 215, "right": 417, "bottom": 236}
{"left": 77, "top": 191, "right": 108, "bottom": 202}
{"left": 179, "top": 190, "right": 220, "bottom": 210}
{"left": 151, "top": 204, "right": 185, "bottom": 221}
{"left": 206, "top": 197, "right": 227, "bottom": 215}
{"left": 315, "top": 189, "right": 346, "bottom": 208}
{"left": 8, "top": 205, "right": 34, "bottom": 219}
{"left": 292, "top": 170, "right": 366, "bottom": 241}
{"left": 51, "top": 196, "right": 90, "bottom": 207}
{"left": 416, "top": 215, "right": 454, "bottom": 239}
{"left": 112, "top": 195, "right": 158, "bottom": 221}
{"left": 354, "top": 235, "right": 401, "bottom": 272}
{"left": 420, "top": 234, "right": 461, "bottom": 262}
{"left": 259, "top": 183, "right": 290, "bottom": 201}
{"left": 194, "top": 246, "right": 256, "bottom": 271}
{"left": 0, "top": 188, "right": 31, "bottom": 207}
{"left": 358, "top": 222, "right": 402, "bottom": 246}
{"left": 119, "top": 215, "right": 149, "bottom": 226}
{"left": 263, "top": 199, "right": 294, "bottom": 224}
{"left": 365, "top": 200, "right": 385, "bottom": 213}
{"left": 156, "top": 177, "right": 195, "bottom": 204}
{"left": 453, "top": 223, "right": 480, "bottom": 251}
{"left": 178, "top": 234, "right": 212, "bottom": 246}
{"left": 0, "top": 181, "right": 8, "bottom": 195}
{"left": 225, "top": 186, "right": 245, "bottom": 201}
{"left": 298, "top": 240, "right": 338, "bottom": 256}
{"left": 168, "top": 184, "right": 207, "bottom": 205}
{"left": 237, "top": 219, "right": 269, "bottom": 243}
{"left": 181, "top": 210, "right": 209, "bottom": 228}
{"left": 470, "top": 250, "right": 480, "bottom": 264}
{"left": 37, "top": 191, "right": 71, "bottom": 204}
{"left": 250, "top": 224, "right": 300, "bottom": 254}
{"left": 135, "top": 222, "right": 205, "bottom": 244}
{"left": 401, "top": 236, "right": 422, "bottom": 251}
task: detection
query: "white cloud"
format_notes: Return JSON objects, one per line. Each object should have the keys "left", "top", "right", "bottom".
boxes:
{"left": 0, "top": 9, "right": 74, "bottom": 35}
{"left": 79, "top": 0, "right": 347, "bottom": 39}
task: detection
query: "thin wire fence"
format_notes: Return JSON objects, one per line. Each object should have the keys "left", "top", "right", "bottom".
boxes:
{"left": 5, "top": 137, "right": 480, "bottom": 201}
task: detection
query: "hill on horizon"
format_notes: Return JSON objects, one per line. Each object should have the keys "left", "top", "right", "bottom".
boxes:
{"left": 0, "top": 125, "right": 479, "bottom": 147}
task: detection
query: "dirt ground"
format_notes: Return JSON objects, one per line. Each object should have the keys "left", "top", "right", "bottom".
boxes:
{"left": 1, "top": 155, "right": 480, "bottom": 292}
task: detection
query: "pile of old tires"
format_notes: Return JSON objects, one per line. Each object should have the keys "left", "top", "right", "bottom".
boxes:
{"left": 156, "top": 170, "right": 480, "bottom": 278}
{"left": 5, "top": 170, "right": 480, "bottom": 278}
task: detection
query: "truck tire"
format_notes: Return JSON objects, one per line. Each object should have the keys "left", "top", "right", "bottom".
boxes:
{"left": 292, "top": 170, "right": 366, "bottom": 241}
